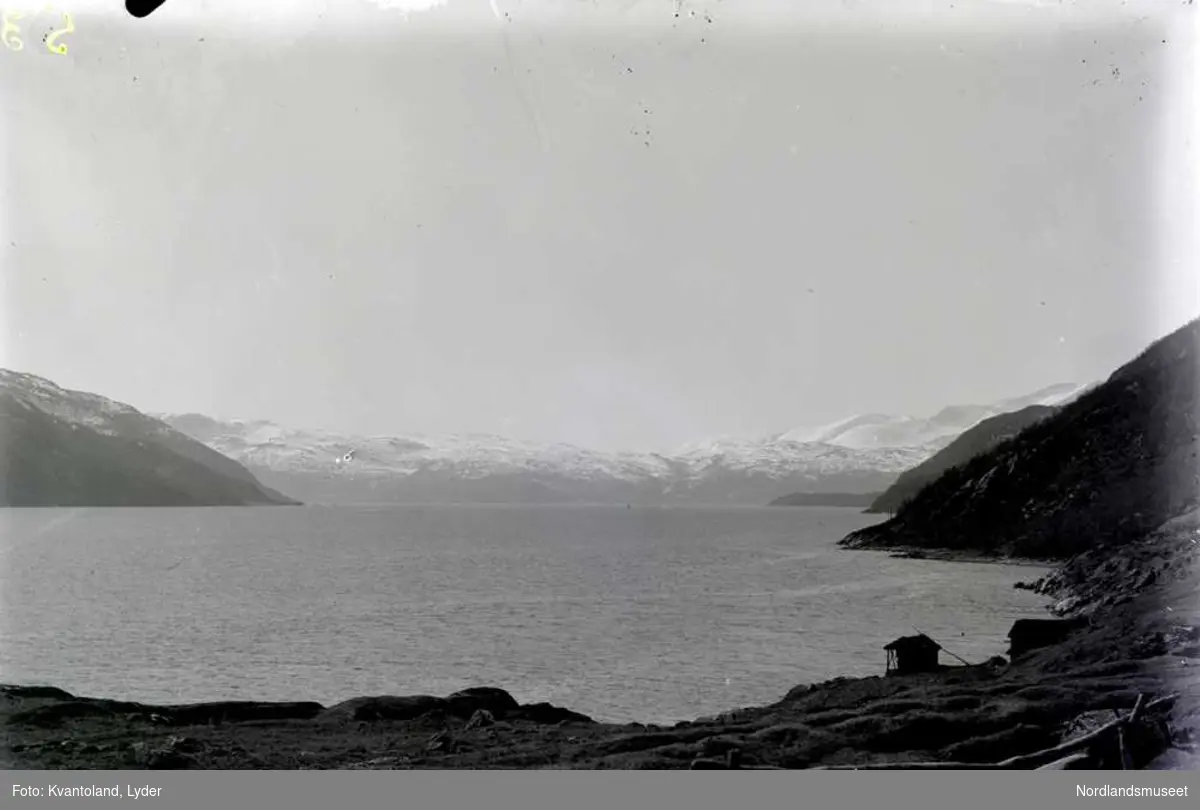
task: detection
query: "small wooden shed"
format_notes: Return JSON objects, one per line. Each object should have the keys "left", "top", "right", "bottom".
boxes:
{"left": 884, "top": 634, "right": 942, "bottom": 675}
{"left": 1007, "top": 618, "right": 1089, "bottom": 659}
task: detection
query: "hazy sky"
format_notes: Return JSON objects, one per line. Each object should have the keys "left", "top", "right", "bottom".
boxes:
{"left": 1, "top": 0, "right": 1197, "bottom": 452}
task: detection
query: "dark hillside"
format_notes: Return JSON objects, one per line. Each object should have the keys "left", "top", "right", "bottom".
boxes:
{"left": 0, "top": 385, "right": 297, "bottom": 508}
{"left": 866, "top": 405, "right": 1056, "bottom": 515}
{"left": 843, "top": 318, "right": 1200, "bottom": 559}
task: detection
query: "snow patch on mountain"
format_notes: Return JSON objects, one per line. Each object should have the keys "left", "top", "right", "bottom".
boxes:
{"left": 672, "top": 437, "right": 927, "bottom": 478}
{"left": 778, "top": 383, "right": 1092, "bottom": 451}
{"left": 0, "top": 369, "right": 152, "bottom": 436}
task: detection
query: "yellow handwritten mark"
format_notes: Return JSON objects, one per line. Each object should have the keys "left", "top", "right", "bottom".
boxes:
{"left": 45, "top": 10, "right": 72, "bottom": 55}
{"left": 2, "top": 11, "right": 24, "bottom": 51}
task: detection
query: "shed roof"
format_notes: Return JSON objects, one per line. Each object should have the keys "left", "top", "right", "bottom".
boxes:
{"left": 883, "top": 633, "right": 942, "bottom": 652}
{"left": 1006, "top": 618, "right": 1088, "bottom": 638}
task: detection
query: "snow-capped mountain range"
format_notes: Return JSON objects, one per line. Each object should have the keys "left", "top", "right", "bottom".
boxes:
{"left": 157, "top": 382, "right": 1091, "bottom": 506}
{"left": 163, "top": 413, "right": 676, "bottom": 482}
{"left": 0, "top": 365, "right": 1089, "bottom": 507}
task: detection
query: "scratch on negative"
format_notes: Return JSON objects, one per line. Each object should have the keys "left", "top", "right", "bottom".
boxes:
{"left": 499, "top": 26, "right": 548, "bottom": 152}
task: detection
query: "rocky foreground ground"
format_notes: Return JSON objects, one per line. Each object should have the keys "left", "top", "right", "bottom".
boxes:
{"left": 1, "top": 635, "right": 1195, "bottom": 769}
{"left": 3, "top": 524, "right": 1199, "bottom": 771}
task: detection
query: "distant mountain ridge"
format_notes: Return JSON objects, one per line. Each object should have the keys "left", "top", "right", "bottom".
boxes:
{"left": 158, "top": 414, "right": 924, "bottom": 506}
{"left": 0, "top": 370, "right": 298, "bottom": 507}
{"left": 160, "top": 383, "right": 1084, "bottom": 506}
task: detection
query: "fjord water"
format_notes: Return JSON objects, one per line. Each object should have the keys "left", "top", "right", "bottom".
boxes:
{"left": 0, "top": 505, "right": 1052, "bottom": 724}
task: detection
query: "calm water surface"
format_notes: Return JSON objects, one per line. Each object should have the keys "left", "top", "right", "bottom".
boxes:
{"left": 0, "top": 505, "right": 1052, "bottom": 723}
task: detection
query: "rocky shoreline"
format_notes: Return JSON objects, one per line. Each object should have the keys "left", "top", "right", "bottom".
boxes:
{"left": 883, "top": 546, "right": 1056, "bottom": 568}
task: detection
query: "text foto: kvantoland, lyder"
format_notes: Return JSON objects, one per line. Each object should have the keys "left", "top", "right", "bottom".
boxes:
{"left": 14, "top": 784, "right": 161, "bottom": 799}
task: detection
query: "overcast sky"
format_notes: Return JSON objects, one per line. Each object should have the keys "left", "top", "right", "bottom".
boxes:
{"left": 1, "top": 0, "right": 1196, "bottom": 452}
